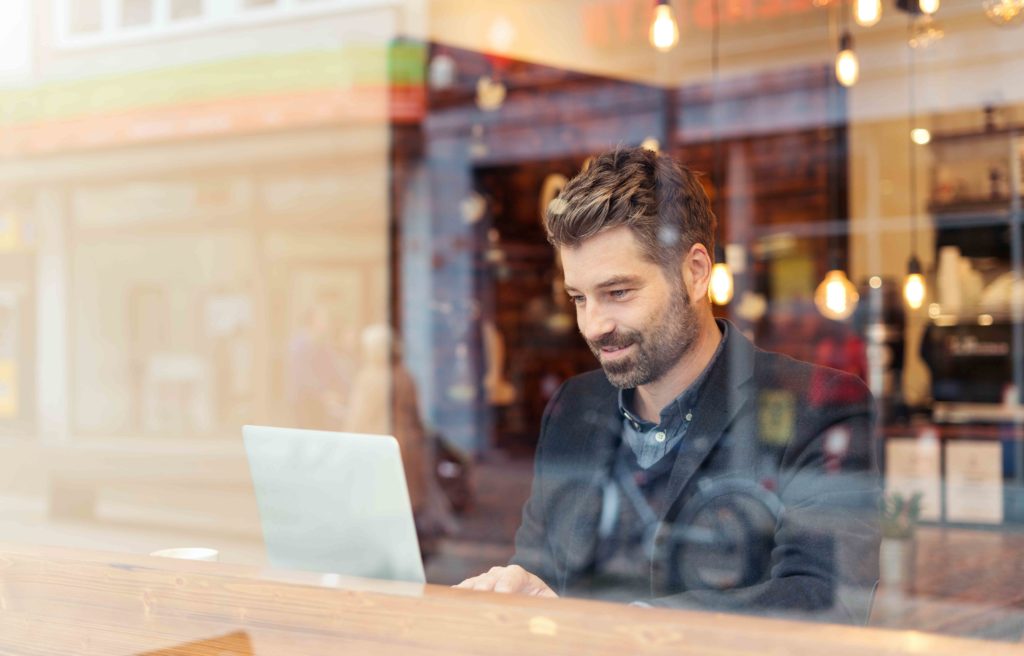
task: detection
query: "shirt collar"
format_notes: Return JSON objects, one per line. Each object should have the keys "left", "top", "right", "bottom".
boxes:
{"left": 618, "top": 319, "right": 730, "bottom": 426}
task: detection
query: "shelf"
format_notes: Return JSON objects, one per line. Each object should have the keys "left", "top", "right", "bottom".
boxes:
{"left": 884, "top": 421, "right": 1024, "bottom": 441}
{"left": 927, "top": 197, "right": 1021, "bottom": 235}
{"left": 929, "top": 124, "right": 1024, "bottom": 144}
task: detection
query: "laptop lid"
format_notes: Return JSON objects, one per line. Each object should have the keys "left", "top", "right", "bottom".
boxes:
{"left": 243, "top": 425, "right": 425, "bottom": 584}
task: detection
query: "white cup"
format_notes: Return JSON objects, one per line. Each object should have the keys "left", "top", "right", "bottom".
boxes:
{"left": 150, "top": 547, "right": 219, "bottom": 562}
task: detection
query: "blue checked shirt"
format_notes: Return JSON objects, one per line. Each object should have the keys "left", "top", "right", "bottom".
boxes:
{"left": 618, "top": 320, "right": 728, "bottom": 469}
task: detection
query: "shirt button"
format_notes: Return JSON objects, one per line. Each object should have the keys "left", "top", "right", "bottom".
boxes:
{"left": 685, "top": 412, "right": 693, "bottom": 422}
{"left": 654, "top": 431, "right": 667, "bottom": 443}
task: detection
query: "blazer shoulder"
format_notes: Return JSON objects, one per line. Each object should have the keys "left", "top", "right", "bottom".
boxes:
{"left": 752, "top": 347, "right": 872, "bottom": 409}
{"left": 538, "top": 368, "right": 620, "bottom": 446}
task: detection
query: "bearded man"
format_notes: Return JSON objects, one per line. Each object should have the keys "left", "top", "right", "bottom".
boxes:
{"left": 456, "top": 147, "right": 880, "bottom": 624}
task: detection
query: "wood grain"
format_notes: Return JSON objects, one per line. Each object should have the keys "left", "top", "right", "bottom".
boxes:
{"left": 0, "top": 543, "right": 1020, "bottom": 656}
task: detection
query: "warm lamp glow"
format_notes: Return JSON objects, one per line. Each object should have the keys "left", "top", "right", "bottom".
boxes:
{"left": 919, "top": 0, "right": 940, "bottom": 14}
{"left": 983, "top": 0, "right": 1024, "bottom": 25}
{"left": 650, "top": 0, "right": 680, "bottom": 52}
{"left": 904, "top": 255, "right": 926, "bottom": 309}
{"left": 911, "top": 128, "right": 931, "bottom": 145}
{"left": 835, "top": 34, "right": 859, "bottom": 87}
{"left": 814, "top": 270, "right": 859, "bottom": 321}
{"left": 854, "top": 0, "right": 882, "bottom": 26}
{"left": 709, "top": 262, "right": 734, "bottom": 305}
{"left": 904, "top": 273, "right": 926, "bottom": 309}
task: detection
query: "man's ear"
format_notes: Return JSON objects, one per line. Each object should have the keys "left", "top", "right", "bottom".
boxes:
{"left": 682, "top": 242, "right": 713, "bottom": 300}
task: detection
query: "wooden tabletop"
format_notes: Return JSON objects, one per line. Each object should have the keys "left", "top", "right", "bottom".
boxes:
{"left": 0, "top": 543, "right": 1020, "bottom": 656}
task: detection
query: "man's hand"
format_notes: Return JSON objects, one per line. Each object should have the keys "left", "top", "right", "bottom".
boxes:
{"left": 454, "top": 565, "right": 558, "bottom": 597}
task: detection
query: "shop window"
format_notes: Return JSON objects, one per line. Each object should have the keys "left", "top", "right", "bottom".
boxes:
{"left": 170, "top": 0, "right": 204, "bottom": 21}
{"left": 67, "top": 0, "right": 103, "bottom": 35}
{"left": 119, "top": 0, "right": 154, "bottom": 27}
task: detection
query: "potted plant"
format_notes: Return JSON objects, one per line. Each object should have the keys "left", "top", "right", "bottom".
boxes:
{"left": 879, "top": 492, "right": 923, "bottom": 588}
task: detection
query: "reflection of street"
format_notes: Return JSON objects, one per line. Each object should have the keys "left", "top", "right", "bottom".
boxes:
{"left": 425, "top": 456, "right": 531, "bottom": 584}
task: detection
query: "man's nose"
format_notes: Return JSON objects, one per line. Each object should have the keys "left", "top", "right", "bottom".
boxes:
{"left": 582, "top": 302, "right": 615, "bottom": 343}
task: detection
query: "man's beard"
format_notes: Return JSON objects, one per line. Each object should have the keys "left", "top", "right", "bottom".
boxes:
{"left": 586, "top": 282, "right": 699, "bottom": 389}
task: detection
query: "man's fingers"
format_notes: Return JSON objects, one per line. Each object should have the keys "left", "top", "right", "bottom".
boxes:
{"left": 533, "top": 585, "right": 558, "bottom": 598}
{"left": 453, "top": 565, "right": 554, "bottom": 597}
{"left": 492, "top": 567, "right": 525, "bottom": 593}
{"left": 453, "top": 575, "right": 484, "bottom": 589}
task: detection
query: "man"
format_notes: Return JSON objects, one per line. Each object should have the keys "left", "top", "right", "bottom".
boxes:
{"left": 456, "top": 147, "right": 880, "bottom": 624}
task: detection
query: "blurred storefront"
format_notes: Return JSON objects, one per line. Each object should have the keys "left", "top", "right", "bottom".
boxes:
{"left": 0, "top": 0, "right": 1022, "bottom": 647}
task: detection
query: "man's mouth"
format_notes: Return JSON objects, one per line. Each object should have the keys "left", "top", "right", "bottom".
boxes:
{"left": 599, "top": 344, "right": 633, "bottom": 361}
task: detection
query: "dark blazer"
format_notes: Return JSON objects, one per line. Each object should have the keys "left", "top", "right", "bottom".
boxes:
{"left": 510, "top": 322, "right": 881, "bottom": 624}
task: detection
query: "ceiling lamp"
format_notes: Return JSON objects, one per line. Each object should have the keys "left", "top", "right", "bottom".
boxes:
{"left": 709, "top": 243, "right": 735, "bottom": 306}
{"left": 983, "top": 0, "right": 1024, "bottom": 24}
{"left": 815, "top": 269, "right": 860, "bottom": 320}
{"left": 709, "top": 261, "right": 735, "bottom": 305}
{"left": 835, "top": 32, "right": 860, "bottom": 87}
{"left": 903, "top": 256, "right": 926, "bottom": 309}
{"left": 904, "top": 28, "right": 928, "bottom": 311}
{"left": 919, "top": 0, "right": 940, "bottom": 14}
{"left": 650, "top": 0, "right": 680, "bottom": 52}
{"left": 854, "top": 0, "right": 883, "bottom": 26}
{"left": 911, "top": 127, "right": 931, "bottom": 144}
{"left": 707, "top": 0, "right": 733, "bottom": 307}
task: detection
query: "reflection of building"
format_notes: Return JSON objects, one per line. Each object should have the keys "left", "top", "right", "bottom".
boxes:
{"left": 394, "top": 44, "right": 847, "bottom": 454}
{"left": 1, "top": 0, "right": 419, "bottom": 438}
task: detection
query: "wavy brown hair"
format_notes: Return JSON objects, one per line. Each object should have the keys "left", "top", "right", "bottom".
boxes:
{"left": 544, "top": 147, "right": 717, "bottom": 278}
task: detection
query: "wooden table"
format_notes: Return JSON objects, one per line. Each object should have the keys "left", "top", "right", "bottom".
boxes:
{"left": 0, "top": 543, "right": 1020, "bottom": 656}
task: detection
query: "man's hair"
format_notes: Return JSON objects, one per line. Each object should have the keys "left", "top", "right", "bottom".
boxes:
{"left": 544, "top": 147, "right": 717, "bottom": 276}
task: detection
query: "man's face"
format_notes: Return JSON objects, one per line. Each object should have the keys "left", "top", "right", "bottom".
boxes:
{"left": 560, "top": 226, "right": 699, "bottom": 389}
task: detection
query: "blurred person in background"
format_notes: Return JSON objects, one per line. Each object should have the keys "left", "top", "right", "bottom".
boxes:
{"left": 284, "top": 303, "right": 350, "bottom": 430}
{"left": 347, "top": 324, "right": 457, "bottom": 558}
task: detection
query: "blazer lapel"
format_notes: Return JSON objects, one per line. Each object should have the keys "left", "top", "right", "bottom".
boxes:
{"left": 660, "top": 323, "right": 756, "bottom": 521}
{"left": 555, "top": 386, "right": 620, "bottom": 590}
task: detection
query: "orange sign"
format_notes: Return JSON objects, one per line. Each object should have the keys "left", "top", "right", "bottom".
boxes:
{"left": 0, "top": 85, "right": 424, "bottom": 158}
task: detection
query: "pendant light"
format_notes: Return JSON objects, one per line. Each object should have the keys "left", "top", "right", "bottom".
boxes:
{"left": 650, "top": 0, "right": 680, "bottom": 52}
{"left": 707, "top": 0, "right": 734, "bottom": 306}
{"left": 710, "top": 247, "right": 735, "bottom": 305}
{"left": 854, "top": 0, "right": 882, "bottom": 26}
{"left": 904, "top": 256, "right": 926, "bottom": 309}
{"left": 815, "top": 268, "right": 860, "bottom": 320}
{"left": 835, "top": 32, "right": 860, "bottom": 87}
{"left": 816, "top": 25, "right": 858, "bottom": 322}
{"left": 903, "top": 20, "right": 928, "bottom": 310}
{"left": 918, "top": 0, "right": 940, "bottom": 14}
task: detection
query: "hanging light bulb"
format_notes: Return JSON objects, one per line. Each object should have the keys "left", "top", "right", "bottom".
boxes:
{"left": 911, "top": 127, "right": 931, "bottom": 145}
{"left": 854, "top": 0, "right": 882, "bottom": 26}
{"left": 814, "top": 269, "right": 860, "bottom": 320}
{"left": 835, "top": 32, "right": 860, "bottom": 88}
{"left": 918, "top": 0, "right": 940, "bottom": 14}
{"left": 903, "top": 255, "right": 926, "bottom": 309}
{"left": 709, "top": 262, "right": 734, "bottom": 305}
{"left": 649, "top": 0, "right": 680, "bottom": 52}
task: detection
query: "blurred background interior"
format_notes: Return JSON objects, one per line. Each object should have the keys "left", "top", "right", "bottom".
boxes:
{"left": 0, "top": 0, "right": 1022, "bottom": 643}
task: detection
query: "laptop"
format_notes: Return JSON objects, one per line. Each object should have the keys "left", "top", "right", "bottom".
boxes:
{"left": 242, "top": 425, "right": 426, "bottom": 584}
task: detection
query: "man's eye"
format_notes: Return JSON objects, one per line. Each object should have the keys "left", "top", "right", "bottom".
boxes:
{"left": 570, "top": 295, "right": 585, "bottom": 305}
{"left": 609, "top": 289, "right": 631, "bottom": 299}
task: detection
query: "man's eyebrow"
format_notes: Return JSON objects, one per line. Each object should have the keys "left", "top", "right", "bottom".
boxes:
{"left": 563, "top": 276, "right": 642, "bottom": 294}
{"left": 595, "top": 276, "right": 642, "bottom": 289}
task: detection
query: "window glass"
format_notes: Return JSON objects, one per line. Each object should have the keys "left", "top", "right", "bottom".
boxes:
{"left": 169, "top": 0, "right": 204, "bottom": 21}
{"left": 119, "top": 0, "right": 154, "bottom": 27}
{"left": 67, "top": 0, "right": 103, "bottom": 34}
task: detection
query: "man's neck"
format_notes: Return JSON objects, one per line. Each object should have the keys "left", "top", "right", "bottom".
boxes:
{"left": 633, "top": 315, "right": 722, "bottom": 423}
